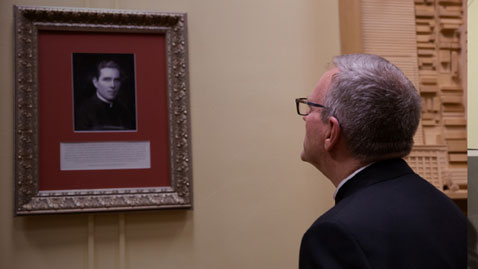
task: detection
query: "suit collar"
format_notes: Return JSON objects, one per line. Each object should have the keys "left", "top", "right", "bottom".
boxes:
{"left": 96, "top": 92, "right": 114, "bottom": 107}
{"left": 334, "top": 158, "right": 414, "bottom": 204}
{"left": 333, "top": 162, "right": 373, "bottom": 199}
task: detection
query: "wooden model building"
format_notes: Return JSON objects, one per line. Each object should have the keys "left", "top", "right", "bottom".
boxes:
{"left": 339, "top": 0, "right": 467, "bottom": 198}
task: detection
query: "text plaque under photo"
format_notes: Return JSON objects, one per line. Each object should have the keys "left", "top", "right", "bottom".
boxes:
{"left": 60, "top": 142, "right": 151, "bottom": 171}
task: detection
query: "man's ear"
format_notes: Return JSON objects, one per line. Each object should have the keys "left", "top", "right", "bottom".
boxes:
{"left": 324, "top": 116, "right": 340, "bottom": 152}
{"left": 92, "top": 78, "right": 98, "bottom": 88}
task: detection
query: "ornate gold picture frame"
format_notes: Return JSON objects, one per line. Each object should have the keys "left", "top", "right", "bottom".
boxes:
{"left": 14, "top": 5, "right": 192, "bottom": 215}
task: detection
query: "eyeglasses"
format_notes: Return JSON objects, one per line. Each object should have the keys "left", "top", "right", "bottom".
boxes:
{"left": 295, "top": 98, "right": 326, "bottom": 116}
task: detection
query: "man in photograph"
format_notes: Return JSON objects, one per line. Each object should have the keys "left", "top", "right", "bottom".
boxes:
{"left": 297, "top": 54, "right": 466, "bottom": 268}
{"left": 75, "top": 60, "right": 135, "bottom": 131}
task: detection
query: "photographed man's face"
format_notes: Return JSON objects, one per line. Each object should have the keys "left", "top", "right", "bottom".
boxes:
{"left": 93, "top": 67, "right": 121, "bottom": 102}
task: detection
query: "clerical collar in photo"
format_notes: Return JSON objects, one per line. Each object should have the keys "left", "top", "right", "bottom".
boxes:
{"left": 96, "top": 92, "right": 114, "bottom": 108}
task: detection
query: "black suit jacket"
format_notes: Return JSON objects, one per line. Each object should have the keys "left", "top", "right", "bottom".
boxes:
{"left": 299, "top": 158, "right": 466, "bottom": 269}
{"left": 75, "top": 95, "right": 135, "bottom": 131}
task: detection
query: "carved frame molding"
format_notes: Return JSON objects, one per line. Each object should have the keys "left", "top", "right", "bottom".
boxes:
{"left": 14, "top": 5, "right": 192, "bottom": 215}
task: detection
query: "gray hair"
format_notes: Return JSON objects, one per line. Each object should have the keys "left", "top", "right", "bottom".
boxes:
{"left": 322, "top": 54, "right": 421, "bottom": 163}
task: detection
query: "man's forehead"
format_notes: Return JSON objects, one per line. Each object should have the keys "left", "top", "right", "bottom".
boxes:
{"left": 321, "top": 67, "right": 339, "bottom": 84}
{"left": 309, "top": 67, "right": 339, "bottom": 100}
{"left": 99, "top": 67, "right": 120, "bottom": 76}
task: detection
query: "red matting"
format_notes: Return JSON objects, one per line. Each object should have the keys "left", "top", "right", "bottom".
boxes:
{"left": 37, "top": 31, "right": 170, "bottom": 190}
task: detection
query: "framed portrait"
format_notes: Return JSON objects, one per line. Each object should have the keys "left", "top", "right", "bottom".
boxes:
{"left": 72, "top": 53, "right": 137, "bottom": 132}
{"left": 14, "top": 5, "right": 192, "bottom": 215}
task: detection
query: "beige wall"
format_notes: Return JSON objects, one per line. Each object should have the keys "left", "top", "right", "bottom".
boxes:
{"left": 0, "top": 0, "right": 340, "bottom": 268}
{"left": 470, "top": 1, "right": 478, "bottom": 148}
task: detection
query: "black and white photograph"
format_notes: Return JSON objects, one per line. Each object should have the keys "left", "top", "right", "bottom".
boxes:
{"left": 73, "top": 53, "right": 137, "bottom": 131}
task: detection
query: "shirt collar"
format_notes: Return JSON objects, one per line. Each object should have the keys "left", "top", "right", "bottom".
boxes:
{"left": 96, "top": 92, "right": 113, "bottom": 107}
{"left": 333, "top": 162, "right": 374, "bottom": 199}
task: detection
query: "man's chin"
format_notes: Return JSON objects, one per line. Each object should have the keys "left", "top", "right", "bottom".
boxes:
{"left": 300, "top": 151, "right": 308, "bottom": 162}
{"left": 301, "top": 151, "right": 319, "bottom": 168}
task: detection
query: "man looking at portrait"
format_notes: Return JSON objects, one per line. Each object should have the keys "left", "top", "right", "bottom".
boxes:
{"left": 75, "top": 60, "right": 135, "bottom": 131}
{"left": 297, "top": 54, "right": 466, "bottom": 268}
